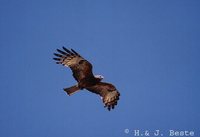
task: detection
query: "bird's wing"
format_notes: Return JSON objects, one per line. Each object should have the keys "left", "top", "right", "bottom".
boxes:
{"left": 86, "top": 82, "right": 120, "bottom": 111}
{"left": 53, "top": 47, "right": 94, "bottom": 82}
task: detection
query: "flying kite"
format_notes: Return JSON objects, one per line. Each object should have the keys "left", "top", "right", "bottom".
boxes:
{"left": 53, "top": 47, "right": 120, "bottom": 111}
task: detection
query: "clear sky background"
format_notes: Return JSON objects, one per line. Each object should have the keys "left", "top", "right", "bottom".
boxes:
{"left": 0, "top": 0, "right": 200, "bottom": 137}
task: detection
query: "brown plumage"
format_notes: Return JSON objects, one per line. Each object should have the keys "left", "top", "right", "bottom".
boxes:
{"left": 53, "top": 47, "right": 120, "bottom": 111}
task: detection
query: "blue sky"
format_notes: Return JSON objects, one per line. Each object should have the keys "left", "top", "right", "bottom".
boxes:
{"left": 0, "top": 0, "right": 200, "bottom": 137}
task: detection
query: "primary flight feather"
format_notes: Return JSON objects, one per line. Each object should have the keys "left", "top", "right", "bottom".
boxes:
{"left": 53, "top": 47, "right": 120, "bottom": 111}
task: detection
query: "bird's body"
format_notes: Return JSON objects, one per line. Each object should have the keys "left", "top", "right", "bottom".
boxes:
{"left": 53, "top": 47, "right": 120, "bottom": 111}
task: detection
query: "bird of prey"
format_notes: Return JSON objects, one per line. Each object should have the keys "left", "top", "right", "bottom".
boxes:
{"left": 53, "top": 47, "right": 120, "bottom": 111}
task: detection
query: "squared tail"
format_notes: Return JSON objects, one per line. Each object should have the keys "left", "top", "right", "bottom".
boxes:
{"left": 63, "top": 85, "right": 80, "bottom": 96}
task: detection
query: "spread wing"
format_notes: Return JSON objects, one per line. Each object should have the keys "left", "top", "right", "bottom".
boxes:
{"left": 53, "top": 47, "right": 94, "bottom": 82}
{"left": 86, "top": 82, "right": 120, "bottom": 111}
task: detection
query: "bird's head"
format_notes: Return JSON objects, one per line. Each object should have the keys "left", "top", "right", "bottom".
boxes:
{"left": 94, "top": 74, "right": 104, "bottom": 81}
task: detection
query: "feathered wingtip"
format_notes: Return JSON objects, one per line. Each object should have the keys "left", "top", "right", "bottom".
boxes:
{"left": 62, "top": 47, "right": 81, "bottom": 57}
{"left": 103, "top": 92, "right": 120, "bottom": 111}
{"left": 53, "top": 47, "right": 81, "bottom": 64}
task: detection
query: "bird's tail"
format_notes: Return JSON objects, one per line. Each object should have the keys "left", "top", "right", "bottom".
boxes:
{"left": 63, "top": 85, "right": 80, "bottom": 96}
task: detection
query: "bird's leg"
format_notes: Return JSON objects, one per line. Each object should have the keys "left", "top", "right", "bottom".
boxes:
{"left": 77, "top": 82, "right": 85, "bottom": 90}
